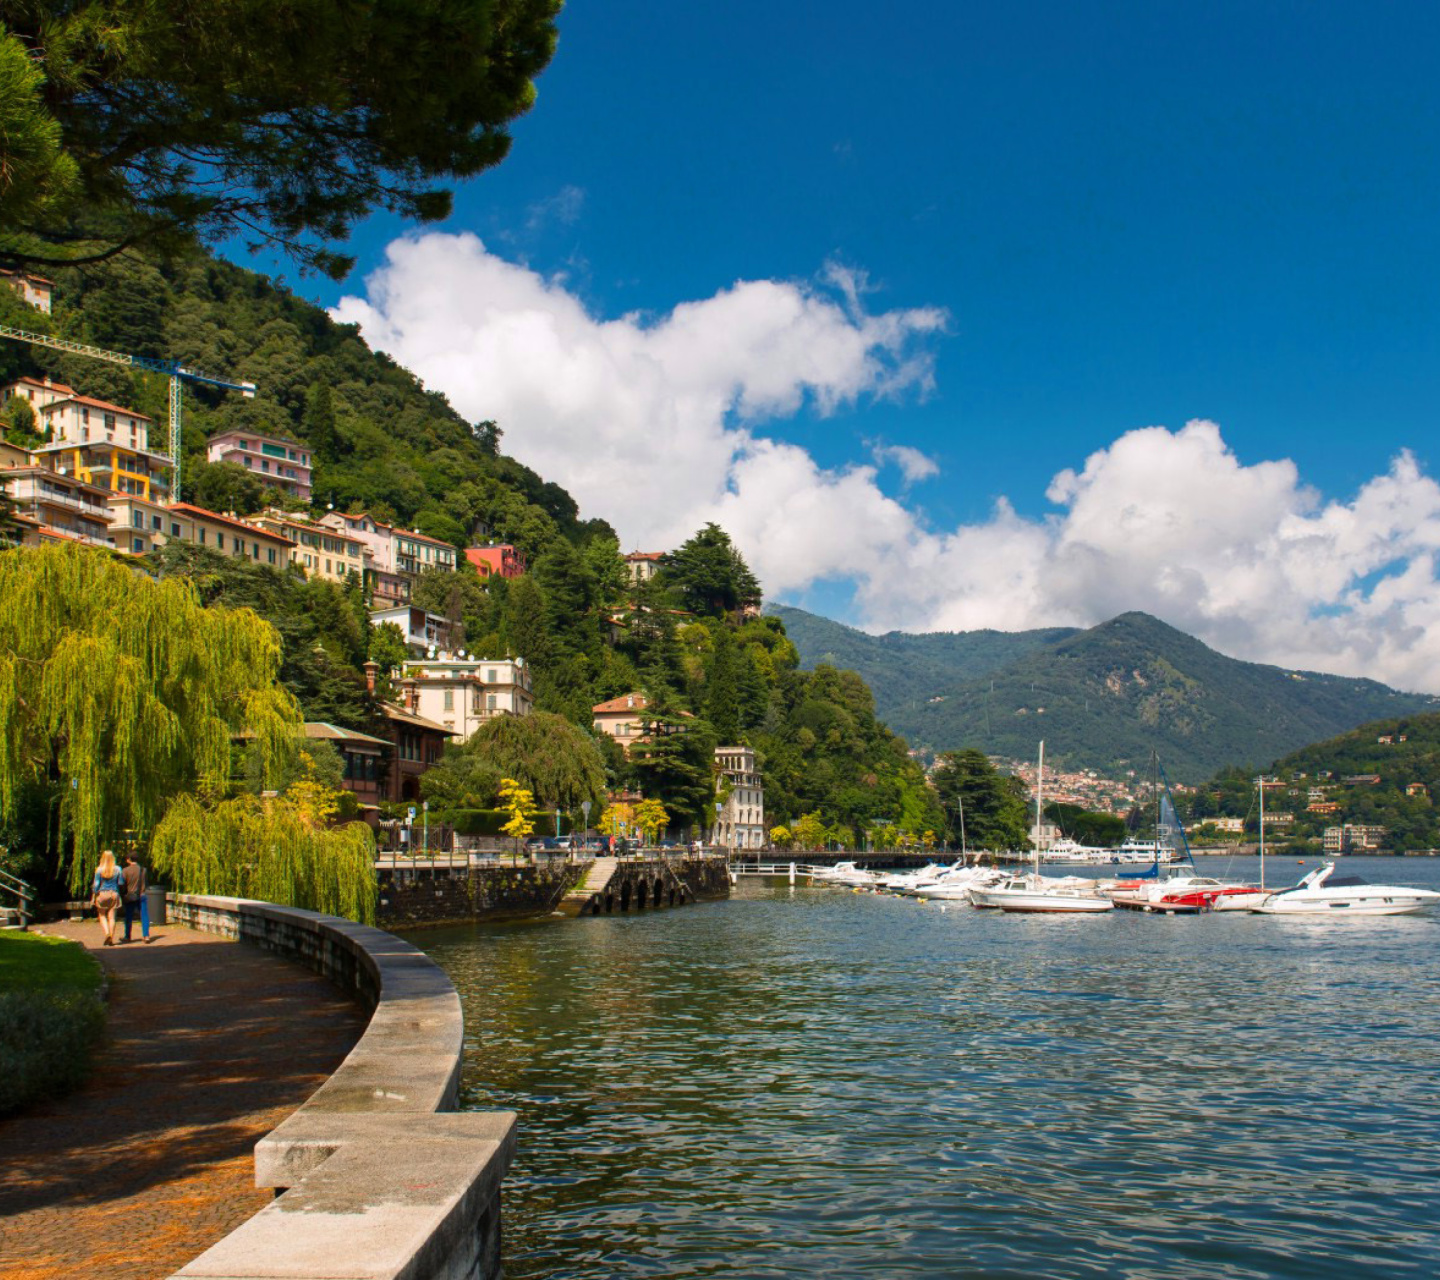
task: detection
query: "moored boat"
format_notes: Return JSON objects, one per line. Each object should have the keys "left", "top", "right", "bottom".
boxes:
{"left": 1253, "top": 863, "right": 1440, "bottom": 915}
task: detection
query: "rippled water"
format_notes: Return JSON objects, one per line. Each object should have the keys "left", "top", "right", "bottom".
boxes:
{"left": 412, "top": 856, "right": 1440, "bottom": 1278}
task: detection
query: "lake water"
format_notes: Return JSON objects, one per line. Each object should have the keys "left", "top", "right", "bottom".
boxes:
{"left": 413, "top": 856, "right": 1440, "bottom": 1278}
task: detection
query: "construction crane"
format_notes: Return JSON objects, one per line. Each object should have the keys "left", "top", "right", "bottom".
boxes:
{"left": 1, "top": 323, "right": 256, "bottom": 498}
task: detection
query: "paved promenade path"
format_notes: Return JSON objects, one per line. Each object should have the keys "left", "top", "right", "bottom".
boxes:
{"left": 0, "top": 918, "right": 367, "bottom": 1280}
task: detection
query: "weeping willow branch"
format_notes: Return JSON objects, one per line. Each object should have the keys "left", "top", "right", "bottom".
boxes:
{"left": 0, "top": 544, "right": 301, "bottom": 892}
{"left": 149, "top": 793, "right": 376, "bottom": 925}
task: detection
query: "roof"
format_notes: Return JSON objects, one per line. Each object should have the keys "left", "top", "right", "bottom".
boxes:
{"left": 5, "top": 375, "right": 74, "bottom": 396}
{"left": 593, "top": 692, "right": 649, "bottom": 715}
{"left": 39, "top": 394, "right": 152, "bottom": 421}
{"left": 379, "top": 702, "right": 456, "bottom": 736}
{"left": 166, "top": 503, "right": 297, "bottom": 544}
{"left": 0, "top": 268, "right": 53, "bottom": 286}
{"left": 31, "top": 440, "right": 173, "bottom": 466}
{"left": 625, "top": 550, "right": 666, "bottom": 561}
{"left": 5, "top": 465, "right": 112, "bottom": 496}
{"left": 207, "top": 427, "right": 303, "bottom": 449}
{"left": 304, "top": 722, "right": 391, "bottom": 748}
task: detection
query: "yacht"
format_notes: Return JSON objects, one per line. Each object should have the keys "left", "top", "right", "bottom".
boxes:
{"left": 1040, "top": 837, "right": 1112, "bottom": 865}
{"left": 1253, "top": 863, "right": 1440, "bottom": 916}
{"left": 969, "top": 872, "right": 1115, "bottom": 913}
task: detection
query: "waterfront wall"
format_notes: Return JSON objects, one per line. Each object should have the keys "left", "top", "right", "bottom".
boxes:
{"left": 379, "top": 855, "right": 730, "bottom": 927}
{"left": 165, "top": 894, "right": 514, "bottom": 1280}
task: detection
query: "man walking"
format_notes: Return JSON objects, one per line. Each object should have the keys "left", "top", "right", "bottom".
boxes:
{"left": 121, "top": 851, "right": 151, "bottom": 943}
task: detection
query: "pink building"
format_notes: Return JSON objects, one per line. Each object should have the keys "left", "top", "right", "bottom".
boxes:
{"left": 465, "top": 543, "right": 526, "bottom": 579}
{"left": 205, "top": 429, "right": 312, "bottom": 499}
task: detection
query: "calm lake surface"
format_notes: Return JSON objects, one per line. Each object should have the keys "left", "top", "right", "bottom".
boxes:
{"left": 412, "top": 856, "right": 1440, "bottom": 1278}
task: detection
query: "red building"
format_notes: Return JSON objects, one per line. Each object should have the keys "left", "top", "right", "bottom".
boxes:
{"left": 465, "top": 543, "right": 526, "bottom": 579}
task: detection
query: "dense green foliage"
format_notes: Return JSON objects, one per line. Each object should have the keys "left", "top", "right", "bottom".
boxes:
{"left": 780, "top": 607, "right": 1434, "bottom": 783}
{"left": 1043, "top": 802, "right": 1126, "bottom": 847}
{"left": 1189, "top": 712, "right": 1440, "bottom": 852}
{"left": 931, "top": 749, "right": 1030, "bottom": 851}
{"left": 0, "top": 932, "right": 105, "bottom": 1115}
{"left": 422, "top": 711, "right": 607, "bottom": 812}
{"left": 0, "top": 0, "right": 560, "bottom": 277}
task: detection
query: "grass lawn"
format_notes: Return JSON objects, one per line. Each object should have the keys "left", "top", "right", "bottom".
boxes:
{"left": 0, "top": 929, "right": 104, "bottom": 992}
{"left": 0, "top": 931, "right": 107, "bottom": 1115}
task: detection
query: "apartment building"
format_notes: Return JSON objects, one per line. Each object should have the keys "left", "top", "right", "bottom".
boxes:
{"left": 2, "top": 375, "right": 75, "bottom": 412}
{"left": 593, "top": 692, "right": 652, "bottom": 753}
{"left": 3, "top": 466, "right": 113, "bottom": 546}
{"left": 714, "top": 745, "right": 765, "bottom": 851}
{"left": 37, "top": 393, "right": 153, "bottom": 452}
{"left": 107, "top": 493, "right": 173, "bottom": 555}
{"left": 206, "top": 429, "right": 312, "bottom": 500}
{"left": 369, "top": 605, "right": 455, "bottom": 654}
{"left": 159, "top": 503, "right": 295, "bottom": 566}
{"left": 397, "top": 654, "right": 533, "bottom": 740}
{"left": 1323, "top": 824, "right": 1388, "bottom": 854}
{"left": 255, "top": 511, "right": 366, "bottom": 583}
{"left": 318, "top": 510, "right": 457, "bottom": 595}
{"left": 32, "top": 440, "right": 172, "bottom": 503}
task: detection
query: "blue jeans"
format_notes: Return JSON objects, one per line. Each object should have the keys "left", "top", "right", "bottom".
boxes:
{"left": 122, "top": 896, "right": 149, "bottom": 941}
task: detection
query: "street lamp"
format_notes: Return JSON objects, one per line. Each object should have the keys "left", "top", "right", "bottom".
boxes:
{"left": 714, "top": 800, "right": 723, "bottom": 860}
{"left": 581, "top": 799, "right": 592, "bottom": 860}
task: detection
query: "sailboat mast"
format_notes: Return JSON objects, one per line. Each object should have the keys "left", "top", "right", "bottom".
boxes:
{"left": 1258, "top": 773, "right": 1266, "bottom": 890}
{"left": 1034, "top": 740, "right": 1044, "bottom": 877}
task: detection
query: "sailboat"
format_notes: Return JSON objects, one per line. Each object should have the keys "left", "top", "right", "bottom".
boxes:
{"left": 968, "top": 742, "right": 1115, "bottom": 913}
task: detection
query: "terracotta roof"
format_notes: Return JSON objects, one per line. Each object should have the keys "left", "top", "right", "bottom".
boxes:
{"left": 6, "top": 375, "right": 75, "bottom": 396}
{"left": 625, "top": 550, "right": 666, "bottom": 561}
{"left": 39, "top": 394, "right": 152, "bottom": 421}
{"left": 593, "top": 692, "right": 649, "bottom": 715}
{"left": 166, "top": 503, "right": 297, "bottom": 543}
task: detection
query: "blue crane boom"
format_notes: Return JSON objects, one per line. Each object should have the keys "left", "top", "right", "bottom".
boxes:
{"left": 0, "top": 322, "right": 256, "bottom": 498}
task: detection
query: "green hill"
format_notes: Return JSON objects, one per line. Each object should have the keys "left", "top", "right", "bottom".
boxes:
{"left": 777, "top": 607, "right": 1434, "bottom": 782}
{"left": 1192, "top": 712, "right": 1440, "bottom": 852}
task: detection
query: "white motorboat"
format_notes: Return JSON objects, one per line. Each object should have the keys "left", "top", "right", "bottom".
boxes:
{"left": 1108, "top": 873, "right": 1268, "bottom": 913}
{"left": 912, "top": 866, "right": 1009, "bottom": 900}
{"left": 970, "top": 872, "right": 1115, "bottom": 912}
{"left": 813, "top": 861, "right": 880, "bottom": 887}
{"left": 1040, "top": 837, "right": 1112, "bottom": 865}
{"left": 1109, "top": 837, "right": 1181, "bottom": 864}
{"left": 1253, "top": 863, "right": 1440, "bottom": 916}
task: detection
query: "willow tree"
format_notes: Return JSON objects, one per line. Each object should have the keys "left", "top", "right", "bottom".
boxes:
{"left": 149, "top": 793, "right": 375, "bottom": 925}
{"left": 0, "top": 543, "right": 299, "bottom": 892}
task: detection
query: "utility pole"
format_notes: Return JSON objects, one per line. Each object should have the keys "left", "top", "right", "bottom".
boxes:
{"left": 1, "top": 323, "right": 256, "bottom": 499}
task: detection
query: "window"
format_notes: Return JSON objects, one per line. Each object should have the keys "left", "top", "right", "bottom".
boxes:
{"left": 170, "top": 522, "right": 180, "bottom": 537}
{"left": 487, "top": 694, "right": 497, "bottom": 711}
{"left": 132, "top": 537, "right": 144, "bottom": 553}
{"left": 82, "top": 407, "right": 89, "bottom": 424}
{"left": 443, "top": 690, "right": 454, "bottom": 711}
{"left": 487, "top": 669, "right": 497, "bottom": 684}
{"left": 104, "top": 412, "right": 115, "bottom": 430}
{"left": 197, "top": 529, "right": 205, "bottom": 545}
{"left": 267, "top": 549, "right": 276, "bottom": 565}
{"left": 233, "top": 536, "right": 243, "bottom": 553}
{"left": 152, "top": 515, "right": 162, "bottom": 531}
{"left": 132, "top": 511, "right": 143, "bottom": 529}
{"left": 251, "top": 543, "right": 259, "bottom": 559}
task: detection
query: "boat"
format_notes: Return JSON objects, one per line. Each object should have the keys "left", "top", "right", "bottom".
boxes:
{"left": 1040, "top": 837, "right": 1113, "bottom": 865}
{"left": 912, "top": 865, "right": 1009, "bottom": 900}
{"left": 1253, "top": 863, "right": 1440, "bottom": 915}
{"left": 971, "top": 742, "right": 1115, "bottom": 913}
{"left": 813, "top": 861, "right": 880, "bottom": 888}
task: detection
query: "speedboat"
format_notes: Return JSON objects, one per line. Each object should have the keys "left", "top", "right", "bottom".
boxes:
{"left": 1108, "top": 872, "right": 1268, "bottom": 913}
{"left": 912, "top": 866, "right": 1008, "bottom": 901}
{"left": 969, "top": 873, "right": 1115, "bottom": 913}
{"left": 813, "top": 861, "right": 880, "bottom": 888}
{"left": 1253, "top": 863, "right": 1440, "bottom": 916}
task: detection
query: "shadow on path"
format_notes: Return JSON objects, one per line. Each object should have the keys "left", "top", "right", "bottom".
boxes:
{"left": 0, "top": 920, "right": 366, "bottom": 1280}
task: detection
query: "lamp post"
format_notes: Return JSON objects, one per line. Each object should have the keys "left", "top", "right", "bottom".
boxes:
{"left": 581, "top": 800, "right": 592, "bottom": 860}
{"left": 422, "top": 799, "right": 429, "bottom": 855}
{"left": 714, "top": 800, "right": 723, "bottom": 860}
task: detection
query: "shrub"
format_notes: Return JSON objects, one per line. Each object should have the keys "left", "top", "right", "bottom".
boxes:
{"left": 0, "top": 989, "right": 106, "bottom": 1115}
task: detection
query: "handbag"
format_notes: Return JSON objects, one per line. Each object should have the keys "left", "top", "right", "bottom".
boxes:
{"left": 95, "top": 889, "right": 121, "bottom": 910}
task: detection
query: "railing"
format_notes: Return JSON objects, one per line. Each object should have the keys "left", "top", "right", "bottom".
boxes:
{"left": 0, "top": 868, "right": 37, "bottom": 926}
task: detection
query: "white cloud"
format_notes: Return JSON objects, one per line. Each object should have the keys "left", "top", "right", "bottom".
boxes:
{"left": 333, "top": 234, "right": 1440, "bottom": 693}
{"left": 871, "top": 441, "right": 940, "bottom": 484}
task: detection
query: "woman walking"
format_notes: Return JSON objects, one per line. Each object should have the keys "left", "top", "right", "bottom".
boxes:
{"left": 91, "top": 849, "right": 124, "bottom": 946}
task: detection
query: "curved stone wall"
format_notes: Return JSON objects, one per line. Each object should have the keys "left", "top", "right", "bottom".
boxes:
{"left": 165, "top": 894, "right": 514, "bottom": 1280}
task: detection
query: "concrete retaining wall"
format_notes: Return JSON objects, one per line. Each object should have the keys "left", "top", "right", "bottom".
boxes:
{"left": 165, "top": 894, "right": 513, "bottom": 1280}
{"left": 378, "top": 861, "right": 585, "bottom": 927}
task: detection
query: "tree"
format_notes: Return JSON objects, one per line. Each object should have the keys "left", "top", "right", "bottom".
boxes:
{"left": 932, "top": 749, "right": 1031, "bottom": 852}
{"left": 634, "top": 798, "right": 669, "bottom": 847}
{"left": 791, "top": 812, "right": 827, "bottom": 850}
{"left": 367, "top": 622, "right": 410, "bottom": 696}
{"left": 150, "top": 792, "right": 375, "bottom": 923}
{"left": 629, "top": 713, "right": 718, "bottom": 830}
{"left": 0, "top": 544, "right": 299, "bottom": 892}
{"left": 598, "top": 802, "right": 633, "bottom": 840}
{"left": 498, "top": 776, "right": 537, "bottom": 860}
{"left": 1, "top": 2, "right": 561, "bottom": 277}
{"left": 423, "top": 711, "right": 606, "bottom": 812}
{"left": 660, "top": 523, "right": 762, "bottom": 618}
{"left": 769, "top": 823, "right": 793, "bottom": 849}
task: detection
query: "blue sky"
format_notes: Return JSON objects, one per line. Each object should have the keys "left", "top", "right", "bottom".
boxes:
{"left": 237, "top": 1, "right": 1440, "bottom": 690}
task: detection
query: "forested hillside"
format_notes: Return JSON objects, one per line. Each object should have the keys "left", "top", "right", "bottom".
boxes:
{"left": 779, "top": 607, "right": 1433, "bottom": 782}
{"left": 1191, "top": 712, "right": 1440, "bottom": 852}
{"left": 0, "top": 250, "right": 940, "bottom": 841}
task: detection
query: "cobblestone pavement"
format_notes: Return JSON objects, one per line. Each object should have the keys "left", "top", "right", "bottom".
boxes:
{"left": 0, "top": 918, "right": 367, "bottom": 1280}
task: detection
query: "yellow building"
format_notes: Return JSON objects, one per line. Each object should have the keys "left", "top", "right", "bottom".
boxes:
{"left": 255, "top": 511, "right": 368, "bottom": 583}
{"left": 32, "top": 440, "right": 172, "bottom": 504}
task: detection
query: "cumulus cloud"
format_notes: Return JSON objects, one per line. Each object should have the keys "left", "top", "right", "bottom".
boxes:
{"left": 333, "top": 233, "right": 1440, "bottom": 692}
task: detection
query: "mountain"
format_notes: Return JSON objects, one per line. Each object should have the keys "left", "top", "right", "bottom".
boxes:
{"left": 775, "top": 607, "right": 1436, "bottom": 782}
